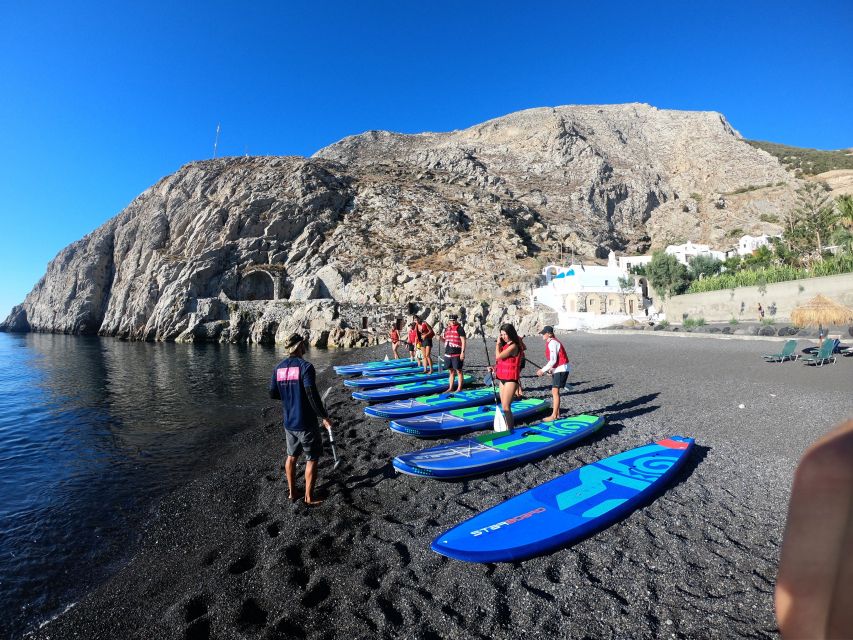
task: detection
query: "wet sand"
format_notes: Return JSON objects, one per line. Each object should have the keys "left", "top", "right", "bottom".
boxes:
{"left": 29, "top": 333, "right": 853, "bottom": 639}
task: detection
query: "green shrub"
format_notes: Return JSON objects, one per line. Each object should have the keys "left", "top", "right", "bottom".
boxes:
{"left": 683, "top": 318, "right": 706, "bottom": 329}
{"left": 729, "top": 317, "right": 739, "bottom": 325}
{"left": 761, "top": 318, "right": 775, "bottom": 326}
{"left": 657, "top": 320, "right": 670, "bottom": 329}
{"left": 759, "top": 213, "right": 779, "bottom": 224}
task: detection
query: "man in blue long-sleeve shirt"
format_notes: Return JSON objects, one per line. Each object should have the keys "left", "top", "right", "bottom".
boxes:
{"left": 268, "top": 334, "right": 333, "bottom": 505}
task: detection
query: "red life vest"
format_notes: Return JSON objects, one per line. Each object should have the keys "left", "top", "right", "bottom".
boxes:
{"left": 545, "top": 337, "right": 569, "bottom": 367}
{"left": 443, "top": 323, "right": 462, "bottom": 349}
{"left": 419, "top": 322, "right": 435, "bottom": 339}
{"left": 495, "top": 341, "right": 522, "bottom": 380}
{"left": 390, "top": 328, "right": 399, "bottom": 342}
{"left": 408, "top": 328, "right": 418, "bottom": 344}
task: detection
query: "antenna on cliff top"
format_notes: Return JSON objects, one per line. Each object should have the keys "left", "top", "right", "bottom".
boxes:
{"left": 213, "top": 122, "right": 221, "bottom": 159}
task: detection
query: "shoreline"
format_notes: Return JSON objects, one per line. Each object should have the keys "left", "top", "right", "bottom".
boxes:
{"left": 27, "top": 333, "right": 853, "bottom": 639}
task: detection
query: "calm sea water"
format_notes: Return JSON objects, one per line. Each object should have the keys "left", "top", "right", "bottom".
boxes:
{"left": 0, "top": 332, "right": 348, "bottom": 637}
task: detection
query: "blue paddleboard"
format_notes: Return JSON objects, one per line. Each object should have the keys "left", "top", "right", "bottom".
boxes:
{"left": 334, "top": 358, "right": 414, "bottom": 376}
{"left": 431, "top": 436, "right": 694, "bottom": 562}
{"left": 364, "top": 388, "right": 495, "bottom": 419}
{"left": 363, "top": 362, "right": 445, "bottom": 377}
{"left": 352, "top": 375, "right": 474, "bottom": 402}
{"left": 389, "top": 398, "right": 548, "bottom": 437}
{"left": 344, "top": 370, "right": 449, "bottom": 390}
{"left": 393, "top": 414, "right": 603, "bottom": 476}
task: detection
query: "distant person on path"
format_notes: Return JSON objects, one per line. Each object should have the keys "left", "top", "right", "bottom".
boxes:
{"left": 757, "top": 303, "right": 765, "bottom": 319}
{"left": 490, "top": 323, "right": 523, "bottom": 431}
{"left": 268, "top": 334, "right": 333, "bottom": 506}
{"left": 406, "top": 322, "right": 419, "bottom": 361}
{"left": 413, "top": 314, "right": 436, "bottom": 374}
{"left": 536, "top": 326, "right": 571, "bottom": 422}
{"left": 776, "top": 418, "right": 853, "bottom": 638}
{"left": 389, "top": 324, "right": 401, "bottom": 359}
{"left": 442, "top": 314, "right": 467, "bottom": 392}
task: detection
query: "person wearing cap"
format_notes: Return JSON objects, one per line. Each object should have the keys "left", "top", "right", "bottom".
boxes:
{"left": 536, "top": 326, "right": 571, "bottom": 422}
{"left": 268, "top": 333, "right": 333, "bottom": 506}
{"left": 442, "top": 314, "right": 467, "bottom": 392}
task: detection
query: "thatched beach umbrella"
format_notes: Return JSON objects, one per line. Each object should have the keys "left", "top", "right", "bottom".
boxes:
{"left": 790, "top": 294, "right": 853, "bottom": 327}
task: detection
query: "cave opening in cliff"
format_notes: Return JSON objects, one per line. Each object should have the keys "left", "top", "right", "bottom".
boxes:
{"left": 236, "top": 271, "right": 274, "bottom": 301}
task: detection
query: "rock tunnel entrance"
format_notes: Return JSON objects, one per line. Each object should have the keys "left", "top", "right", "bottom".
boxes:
{"left": 237, "top": 271, "right": 275, "bottom": 301}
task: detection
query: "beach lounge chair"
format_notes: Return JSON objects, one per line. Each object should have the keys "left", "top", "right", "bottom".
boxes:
{"left": 801, "top": 340, "right": 837, "bottom": 366}
{"left": 763, "top": 340, "right": 798, "bottom": 363}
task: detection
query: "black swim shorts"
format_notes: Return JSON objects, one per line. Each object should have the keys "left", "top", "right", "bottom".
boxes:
{"left": 444, "top": 354, "right": 464, "bottom": 370}
{"left": 551, "top": 371, "right": 569, "bottom": 389}
{"left": 407, "top": 343, "right": 415, "bottom": 352}
{"left": 285, "top": 426, "right": 323, "bottom": 460}
{"left": 420, "top": 337, "right": 433, "bottom": 348}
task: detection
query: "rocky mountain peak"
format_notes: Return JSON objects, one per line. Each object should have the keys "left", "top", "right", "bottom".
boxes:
{"left": 4, "top": 104, "right": 798, "bottom": 344}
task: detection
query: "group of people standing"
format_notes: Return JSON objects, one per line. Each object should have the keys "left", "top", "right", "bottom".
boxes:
{"left": 269, "top": 315, "right": 571, "bottom": 507}
{"left": 389, "top": 314, "right": 467, "bottom": 393}
{"left": 390, "top": 315, "right": 571, "bottom": 425}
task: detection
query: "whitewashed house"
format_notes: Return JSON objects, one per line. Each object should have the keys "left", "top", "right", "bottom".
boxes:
{"left": 665, "top": 241, "right": 727, "bottom": 265}
{"left": 737, "top": 234, "right": 776, "bottom": 256}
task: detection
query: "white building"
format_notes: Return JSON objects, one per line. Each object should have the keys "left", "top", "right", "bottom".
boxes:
{"left": 665, "top": 241, "right": 727, "bottom": 265}
{"left": 737, "top": 234, "right": 776, "bottom": 256}
{"left": 531, "top": 251, "right": 651, "bottom": 330}
{"left": 618, "top": 254, "right": 654, "bottom": 273}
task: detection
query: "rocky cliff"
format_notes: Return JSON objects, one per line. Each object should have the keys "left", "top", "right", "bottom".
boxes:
{"left": 3, "top": 103, "right": 798, "bottom": 344}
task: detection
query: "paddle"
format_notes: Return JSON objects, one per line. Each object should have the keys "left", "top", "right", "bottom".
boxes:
{"left": 321, "top": 387, "right": 342, "bottom": 469}
{"left": 477, "top": 319, "right": 509, "bottom": 432}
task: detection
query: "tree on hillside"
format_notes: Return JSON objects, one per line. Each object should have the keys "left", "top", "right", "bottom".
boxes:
{"left": 837, "top": 194, "right": 853, "bottom": 230}
{"left": 785, "top": 182, "right": 836, "bottom": 259}
{"left": 647, "top": 251, "right": 691, "bottom": 298}
{"left": 742, "top": 245, "right": 774, "bottom": 270}
{"left": 688, "top": 254, "right": 723, "bottom": 279}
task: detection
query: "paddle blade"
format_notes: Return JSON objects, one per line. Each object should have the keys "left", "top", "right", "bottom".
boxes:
{"left": 493, "top": 407, "right": 509, "bottom": 432}
{"left": 483, "top": 372, "right": 494, "bottom": 386}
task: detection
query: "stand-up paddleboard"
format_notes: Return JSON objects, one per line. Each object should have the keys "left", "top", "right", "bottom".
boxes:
{"left": 352, "top": 375, "right": 474, "bottom": 402}
{"left": 393, "top": 414, "right": 603, "bottom": 476}
{"left": 334, "top": 358, "right": 414, "bottom": 376}
{"left": 389, "top": 399, "right": 548, "bottom": 437}
{"left": 431, "top": 436, "right": 694, "bottom": 562}
{"left": 364, "top": 362, "right": 445, "bottom": 377}
{"left": 344, "top": 370, "right": 448, "bottom": 390}
{"left": 364, "top": 388, "right": 495, "bottom": 419}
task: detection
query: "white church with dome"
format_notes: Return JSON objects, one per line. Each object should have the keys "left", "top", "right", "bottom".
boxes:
{"left": 530, "top": 251, "right": 653, "bottom": 330}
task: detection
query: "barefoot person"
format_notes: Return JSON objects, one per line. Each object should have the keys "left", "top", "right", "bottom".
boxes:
{"left": 413, "top": 314, "right": 436, "bottom": 374}
{"left": 268, "top": 333, "right": 333, "bottom": 506}
{"left": 490, "top": 323, "right": 522, "bottom": 431}
{"left": 442, "top": 314, "right": 467, "bottom": 392}
{"left": 389, "top": 323, "right": 401, "bottom": 359}
{"left": 406, "top": 322, "right": 418, "bottom": 361}
{"left": 536, "top": 325, "right": 570, "bottom": 422}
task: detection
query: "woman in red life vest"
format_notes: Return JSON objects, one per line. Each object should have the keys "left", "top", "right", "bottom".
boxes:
{"left": 536, "top": 325, "right": 571, "bottom": 422}
{"left": 406, "top": 322, "right": 419, "bottom": 361}
{"left": 490, "top": 323, "right": 522, "bottom": 431}
{"left": 412, "top": 314, "right": 435, "bottom": 374}
{"left": 442, "top": 314, "right": 467, "bottom": 392}
{"left": 389, "top": 324, "right": 400, "bottom": 359}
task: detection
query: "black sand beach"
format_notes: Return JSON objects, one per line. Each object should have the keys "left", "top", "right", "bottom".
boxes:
{"left": 29, "top": 333, "right": 853, "bottom": 639}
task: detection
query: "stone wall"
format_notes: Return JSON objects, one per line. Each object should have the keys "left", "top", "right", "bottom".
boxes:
{"left": 660, "top": 273, "right": 853, "bottom": 323}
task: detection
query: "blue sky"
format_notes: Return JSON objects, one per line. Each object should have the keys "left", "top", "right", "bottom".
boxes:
{"left": 1, "top": 1, "right": 851, "bottom": 319}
